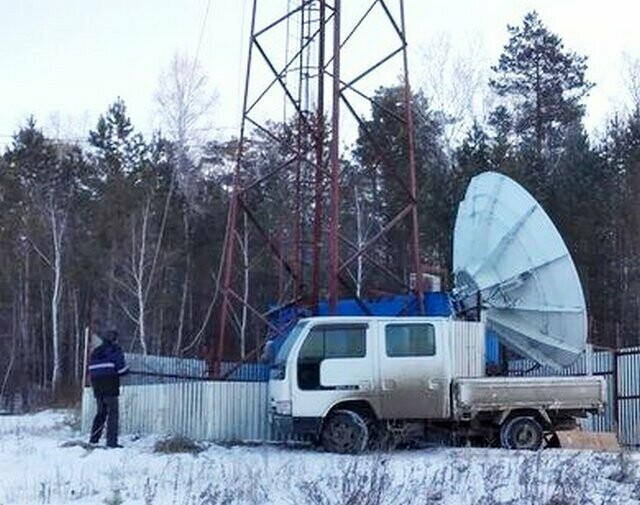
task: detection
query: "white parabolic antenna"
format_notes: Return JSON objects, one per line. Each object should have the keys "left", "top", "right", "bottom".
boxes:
{"left": 453, "top": 171, "right": 587, "bottom": 369}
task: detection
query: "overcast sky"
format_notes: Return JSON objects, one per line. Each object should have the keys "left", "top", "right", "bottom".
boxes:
{"left": 1, "top": 0, "right": 639, "bottom": 148}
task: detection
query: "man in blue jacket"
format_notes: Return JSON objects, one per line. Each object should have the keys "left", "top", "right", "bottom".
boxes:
{"left": 88, "top": 329, "right": 129, "bottom": 448}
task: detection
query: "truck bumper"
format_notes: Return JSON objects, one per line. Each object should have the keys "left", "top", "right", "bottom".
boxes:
{"left": 271, "top": 414, "right": 322, "bottom": 438}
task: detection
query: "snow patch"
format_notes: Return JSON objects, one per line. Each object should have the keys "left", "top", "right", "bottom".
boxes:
{"left": 0, "top": 410, "right": 638, "bottom": 504}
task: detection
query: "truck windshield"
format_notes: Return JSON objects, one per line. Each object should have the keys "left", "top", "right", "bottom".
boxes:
{"left": 270, "top": 321, "right": 309, "bottom": 379}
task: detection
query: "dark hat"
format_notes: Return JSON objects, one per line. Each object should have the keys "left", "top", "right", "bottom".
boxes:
{"left": 99, "top": 329, "right": 119, "bottom": 343}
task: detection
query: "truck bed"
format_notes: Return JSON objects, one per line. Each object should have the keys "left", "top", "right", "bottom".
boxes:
{"left": 452, "top": 376, "right": 606, "bottom": 420}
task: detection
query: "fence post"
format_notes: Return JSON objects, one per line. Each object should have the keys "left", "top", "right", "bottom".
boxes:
{"left": 81, "top": 327, "right": 90, "bottom": 390}
{"left": 612, "top": 349, "right": 620, "bottom": 440}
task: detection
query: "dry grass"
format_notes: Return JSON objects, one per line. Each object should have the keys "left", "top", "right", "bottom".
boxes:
{"left": 153, "top": 434, "right": 206, "bottom": 455}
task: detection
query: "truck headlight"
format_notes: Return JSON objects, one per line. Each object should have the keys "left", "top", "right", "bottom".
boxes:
{"left": 275, "top": 400, "right": 292, "bottom": 415}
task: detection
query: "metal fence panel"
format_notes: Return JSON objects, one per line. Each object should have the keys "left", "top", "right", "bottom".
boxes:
{"left": 81, "top": 352, "right": 328, "bottom": 444}
{"left": 219, "top": 362, "right": 270, "bottom": 382}
{"left": 618, "top": 351, "right": 640, "bottom": 398}
{"left": 617, "top": 349, "right": 640, "bottom": 446}
{"left": 619, "top": 398, "right": 640, "bottom": 446}
{"left": 82, "top": 380, "right": 272, "bottom": 442}
{"left": 592, "top": 350, "right": 615, "bottom": 375}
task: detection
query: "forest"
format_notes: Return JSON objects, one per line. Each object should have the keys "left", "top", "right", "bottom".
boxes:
{"left": 2, "top": 11, "right": 640, "bottom": 403}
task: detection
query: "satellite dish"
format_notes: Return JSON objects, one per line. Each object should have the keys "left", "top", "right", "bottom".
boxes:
{"left": 452, "top": 171, "right": 587, "bottom": 369}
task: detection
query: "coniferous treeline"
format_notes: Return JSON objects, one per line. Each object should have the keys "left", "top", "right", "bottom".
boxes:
{"left": 1, "top": 11, "right": 639, "bottom": 404}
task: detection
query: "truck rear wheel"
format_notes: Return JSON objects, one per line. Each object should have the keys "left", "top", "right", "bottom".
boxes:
{"left": 500, "top": 416, "right": 543, "bottom": 450}
{"left": 321, "top": 409, "right": 369, "bottom": 454}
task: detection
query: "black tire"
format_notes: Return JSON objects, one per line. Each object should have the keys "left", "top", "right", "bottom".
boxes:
{"left": 499, "top": 416, "right": 543, "bottom": 451}
{"left": 321, "top": 409, "right": 369, "bottom": 454}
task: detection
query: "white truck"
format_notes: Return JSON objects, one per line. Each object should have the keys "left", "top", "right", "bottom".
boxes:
{"left": 268, "top": 316, "right": 606, "bottom": 453}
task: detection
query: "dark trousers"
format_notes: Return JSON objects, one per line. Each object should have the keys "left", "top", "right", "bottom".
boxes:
{"left": 90, "top": 396, "right": 119, "bottom": 446}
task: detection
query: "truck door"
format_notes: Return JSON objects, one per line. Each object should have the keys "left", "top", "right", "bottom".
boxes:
{"left": 292, "top": 323, "right": 379, "bottom": 418}
{"left": 378, "top": 321, "right": 449, "bottom": 419}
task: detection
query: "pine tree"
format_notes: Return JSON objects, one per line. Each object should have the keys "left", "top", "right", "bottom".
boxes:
{"left": 88, "top": 99, "right": 147, "bottom": 341}
{"left": 490, "top": 11, "right": 593, "bottom": 200}
{"left": 452, "top": 122, "right": 492, "bottom": 205}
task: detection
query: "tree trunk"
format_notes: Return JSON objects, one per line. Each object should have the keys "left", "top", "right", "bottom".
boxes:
{"left": 176, "top": 210, "right": 190, "bottom": 355}
{"left": 157, "top": 267, "right": 168, "bottom": 354}
{"left": 40, "top": 281, "right": 47, "bottom": 388}
{"left": 21, "top": 250, "right": 32, "bottom": 409}
{"left": 535, "top": 57, "right": 543, "bottom": 160}
{"left": 354, "top": 184, "right": 364, "bottom": 298}
{"left": 1, "top": 292, "right": 18, "bottom": 403}
{"left": 50, "top": 208, "right": 66, "bottom": 394}
{"left": 240, "top": 214, "right": 249, "bottom": 359}
{"left": 106, "top": 242, "right": 116, "bottom": 326}
{"left": 72, "top": 288, "right": 81, "bottom": 385}
{"left": 136, "top": 203, "right": 149, "bottom": 355}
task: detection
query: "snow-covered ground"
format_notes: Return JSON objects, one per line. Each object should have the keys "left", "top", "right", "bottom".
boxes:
{"left": 0, "top": 410, "right": 639, "bottom": 505}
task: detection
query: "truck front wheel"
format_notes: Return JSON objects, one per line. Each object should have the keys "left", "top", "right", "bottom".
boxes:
{"left": 500, "top": 416, "right": 543, "bottom": 450}
{"left": 321, "top": 410, "right": 369, "bottom": 454}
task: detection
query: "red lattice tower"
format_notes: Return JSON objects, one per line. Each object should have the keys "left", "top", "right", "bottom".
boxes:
{"left": 213, "top": 0, "right": 424, "bottom": 374}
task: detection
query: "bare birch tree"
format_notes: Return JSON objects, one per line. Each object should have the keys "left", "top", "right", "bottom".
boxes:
{"left": 49, "top": 205, "right": 66, "bottom": 392}
{"left": 353, "top": 184, "right": 365, "bottom": 298}
{"left": 155, "top": 52, "right": 218, "bottom": 156}
{"left": 117, "top": 198, "right": 152, "bottom": 354}
{"left": 27, "top": 202, "right": 67, "bottom": 393}
{"left": 174, "top": 212, "right": 191, "bottom": 355}
{"left": 235, "top": 214, "right": 250, "bottom": 359}
{"left": 622, "top": 52, "right": 640, "bottom": 110}
{"left": 155, "top": 52, "right": 218, "bottom": 355}
{"left": 115, "top": 164, "right": 176, "bottom": 355}
{"left": 419, "top": 33, "right": 490, "bottom": 150}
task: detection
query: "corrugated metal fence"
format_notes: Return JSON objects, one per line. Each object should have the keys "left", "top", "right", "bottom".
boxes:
{"left": 615, "top": 347, "right": 640, "bottom": 446}
{"left": 82, "top": 348, "right": 640, "bottom": 446}
{"left": 82, "top": 353, "right": 274, "bottom": 442}
{"left": 82, "top": 381, "right": 271, "bottom": 442}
